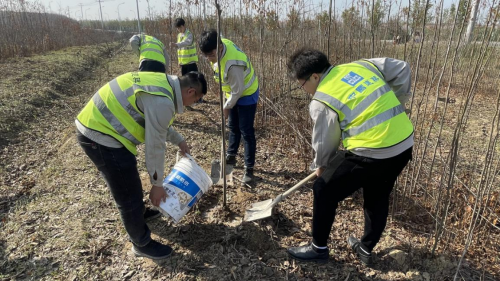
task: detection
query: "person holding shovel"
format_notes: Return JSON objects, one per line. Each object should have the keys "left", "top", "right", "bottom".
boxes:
{"left": 198, "top": 29, "right": 259, "bottom": 185}
{"left": 75, "top": 71, "right": 207, "bottom": 260}
{"left": 130, "top": 34, "right": 170, "bottom": 73}
{"left": 286, "top": 48, "right": 413, "bottom": 265}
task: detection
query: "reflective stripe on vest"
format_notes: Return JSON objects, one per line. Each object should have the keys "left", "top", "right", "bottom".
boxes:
{"left": 211, "top": 38, "right": 259, "bottom": 98}
{"left": 353, "top": 60, "right": 384, "bottom": 79}
{"left": 313, "top": 61, "right": 413, "bottom": 150}
{"left": 92, "top": 90, "right": 142, "bottom": 146}
{"left": 140, "top": 35, "right": 166, "bottom": 65}
{"left": 177, "top": 29, "right": 198, "bottom": 65}
{"left": 77, "top": 72, "right": 174, "bottom": 155}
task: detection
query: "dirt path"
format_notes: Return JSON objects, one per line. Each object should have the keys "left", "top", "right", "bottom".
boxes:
{"left": 1, "top": 45, "right": 497, "bottom": 281}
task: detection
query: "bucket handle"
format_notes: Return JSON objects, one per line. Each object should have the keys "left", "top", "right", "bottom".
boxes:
{"left": 176, "top": 151, "right": 195, "bottom": 163}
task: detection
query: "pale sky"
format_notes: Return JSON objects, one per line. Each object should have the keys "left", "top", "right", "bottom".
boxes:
{"left": 23, "top": 0, "right": 460, "bottom": 22}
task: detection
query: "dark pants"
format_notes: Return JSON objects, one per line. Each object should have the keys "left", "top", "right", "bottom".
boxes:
{"left": 312, "top": 148, "right": 412, "bottom": 251}
{"left": 227, "top": 103, "right": 257, "bottom": 169}
{"left": 76, "top": 132, "right": 151, "bottom": 247}
{"left": 139, "top": 60, "right": 166, "bottom": 73}
{"left": 181, "top": 63, "right": 198, "bottom": 75}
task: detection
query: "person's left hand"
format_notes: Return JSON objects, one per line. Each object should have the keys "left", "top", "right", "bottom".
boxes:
{"left": 223, "top": 108, "right": 230, "bottom": 120}
{"left": 170, "top": 42, "right": 177, "bottom": 47}
{"left": 178, "top": 140, "right": 190, "bottom": 156}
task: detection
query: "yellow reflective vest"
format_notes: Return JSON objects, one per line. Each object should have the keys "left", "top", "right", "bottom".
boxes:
{"left": 313, "top": 61, "right": 413, "bottom": 150}
{"left": 77, "top": 72, "right": 174, "bottom": 155}
{"left": 140, "top": 34, "right": 167, "bottom": 65}
{"left": 211, "top": 38, "right": 258, "bottom": 98}
{"left": 177, "top": 29, "right": 198, "bottom": 65}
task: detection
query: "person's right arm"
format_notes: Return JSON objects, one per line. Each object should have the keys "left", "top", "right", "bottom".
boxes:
{"left": 137, "top": 93, "right": 176, "bottom": 206}
{"left": 309, "top": 100, "right": 342, "bottom": 177}
{"left": 175, "top": 32, "right": 194, "bottom": 48}
{"left": 129, "top": 35, "right": 141, "bottom": 56}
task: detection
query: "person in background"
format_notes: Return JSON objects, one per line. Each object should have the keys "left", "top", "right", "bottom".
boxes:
{"left": 198, "top": 29, "right": 259, "bottom": 185}
{"left": 172, "top": 18, "right": 202, "bottom": 105}
{"left": 130, "top": 34, "right": 170, "bottom": 73}
{"left": 75, "top": 71, "right": 207, "bottom": 260}
{"left": 171, "top": 18, "right": 199, "bottom": 75}
{"left": 286, "top": 48, "right": 413, "bottom": 265}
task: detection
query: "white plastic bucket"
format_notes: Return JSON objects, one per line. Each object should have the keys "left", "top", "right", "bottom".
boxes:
{"left": 158, "top": 154, "right": 212, "bottom": 222}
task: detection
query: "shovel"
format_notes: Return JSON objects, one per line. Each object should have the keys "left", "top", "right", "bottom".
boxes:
{"left": 210, "top": 159, "right": 234, "bottom": 185}
{"left": 210, "top": 142, "right": 234, "bottom": 185}
{"left": 244, "top": 172, "right": 317, "bottom": 222}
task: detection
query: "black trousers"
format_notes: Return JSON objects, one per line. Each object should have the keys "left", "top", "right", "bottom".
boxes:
{"left": 181, "top": 63, "right": 198, "bottom": 75}
{"left": 312, "top": 148, "right": 412, "bottom": 251}
{"left": 77, "top": 132, "right": 151, "bottom": 247}
{"left": 139, "top": 60, "right": 165, "bottom": 73}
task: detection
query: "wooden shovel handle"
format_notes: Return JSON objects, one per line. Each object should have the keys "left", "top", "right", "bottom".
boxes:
{"left": 281, "top": 172, "right": 317, "bottom": 199}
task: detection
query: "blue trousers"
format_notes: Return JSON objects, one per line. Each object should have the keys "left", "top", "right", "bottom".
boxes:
{"left": 227, "top": 103, "right": 257, "bottom": 169}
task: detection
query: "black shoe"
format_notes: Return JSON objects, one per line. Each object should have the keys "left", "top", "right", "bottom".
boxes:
{"left": 242, "top": 168, "right": 254, "bottom": 184}
{"left": 144, "top": 207, "right": 161, "bottom": 222}
{"left": 287, "top": 244, "right": 329, "bottom": 263}
{"left": 347, "top": 236, "right": 373, "bottom": 266}
{"left": 226, "top": 155, "right": 237, "bottom": 165}
{"left": 132, "top": 240, "right": 173, "bottom": 260}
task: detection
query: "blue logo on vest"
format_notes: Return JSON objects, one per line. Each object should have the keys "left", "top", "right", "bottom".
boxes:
{"left": 341, "top": 72, "right": 363, "bottom": 86}
{"left": 348, "top": 93, "right": 356, "bottom": 100}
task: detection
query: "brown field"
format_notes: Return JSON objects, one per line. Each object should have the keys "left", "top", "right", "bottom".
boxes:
{"left": 1, "top": 0, "right": 500, "bottom": 279}
{"left": 0, "top": 40, "right": 499, "bottom": 280}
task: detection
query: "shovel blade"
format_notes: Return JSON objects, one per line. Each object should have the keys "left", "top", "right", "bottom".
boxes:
{"left": 210, "top": 159, "right": 234, "bottom": 185}
{"left": 210, "top": 159, "right": 222, "bottom": 184}
{"left": 243, "top": 199, "right": 274, "bottom": 222}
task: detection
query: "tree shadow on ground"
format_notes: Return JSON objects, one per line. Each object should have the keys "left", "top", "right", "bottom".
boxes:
{"left": 0, "top": 238, "right": 58, "bottom": 280}
{"left": 174, "top": 120, "right": 221, "bottom": 137}
{"left": 0, "top": 181, "right": 38, "bottom": 232}
{"left": 148, "top": 217, "right": 365, "bottom": 280}
{"left": 145, "top": 187, "right": 394, "bottom": 281}
{"left": 371, "top": 241, "right": 499, "bottom": 281}
{"left": 343, "top": 190, "right": 500, "bottom": 281}
{"left": 255, "top": 169, "right": 313, "bottom": 191}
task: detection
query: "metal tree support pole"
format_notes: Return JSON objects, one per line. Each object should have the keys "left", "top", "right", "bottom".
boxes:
{"left": 371, "top": 0, "right": 375, "bottom": 57}
{"left": 203, "top": 0, "right": 206, "bottom": 28}
{"left": 98, "top": 0, "right": 104, "bottom": 29}
{"left": 117, "top": 2, "right": 125, "bottom": 32}
{"left": 327, "top": 0, "right": 332, "bottom": 58}
{"left": 215, "top": 0, "right": 227, "bottom": 207}
{"left": 135, "top": 0, "right": 142, "bottom": 34}
{"left": 169, "top": 0, "right": 173, "bottom": 74}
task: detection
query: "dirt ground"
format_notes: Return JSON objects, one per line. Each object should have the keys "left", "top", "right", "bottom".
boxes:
{"left": 1, "top": 43, "right": 498, "bottom": 281}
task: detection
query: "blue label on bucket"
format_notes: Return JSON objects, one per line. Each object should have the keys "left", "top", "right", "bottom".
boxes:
{"left": 164, "top": 169, "right": 202, "bottom": 207}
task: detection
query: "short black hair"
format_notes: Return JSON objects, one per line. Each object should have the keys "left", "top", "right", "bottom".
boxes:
{"left": 199, "top": 29, "right": 220, "bottom": 54}
{"left": 180, "top": 71, "right": 208, "bottom": 95}
{"left": 287, "top": 48, "right": 331, "bottom": 80}
{"left": 174, "top": 18, "right": 185, "bottom": 27}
